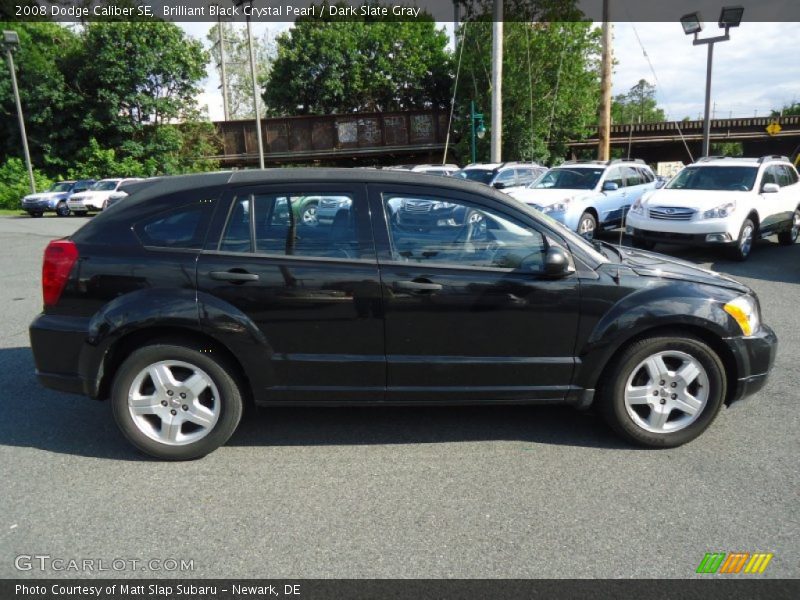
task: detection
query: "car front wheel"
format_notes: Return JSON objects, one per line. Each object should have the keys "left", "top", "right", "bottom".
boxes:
{"left": 56, "top": 202, "right": 70, "bottom": 217}
{"left": 301, "top": 202, "right": 319, "bottom": 227}
{"left": 777, "top": 209, "right": 799, "bottom": 245}
{"left": 111, "top": 342, "right": 243, "bottom": 460}
{"left": 578, "top": 212, "right": 597, "bottom": 240}
{"left": 600, "top": 334, "right": 726, "bottom": 447}
{"left": 731, "top": 218, "right": 756, "bottom": 261}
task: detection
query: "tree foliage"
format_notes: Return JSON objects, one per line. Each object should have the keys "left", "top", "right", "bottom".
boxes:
{"left": 264, "top": 3, "right": 453, "bottom": 115}
{"left": 771, "top": 102, "right": 800, "bottom": 117}
{"left": 611, "top": 79, "right": 666, "bottom": 125}
{"left": 0, "top": 158, "right": 53, "bottom": 210}
{"left": 0, "top": 20, "right": 217, "bottom": 178}
{"left": 207, "top": 23, "right": 275, "bottom": 119}
{"left": 455, "top": 16, "right": 601, "bottom": 164}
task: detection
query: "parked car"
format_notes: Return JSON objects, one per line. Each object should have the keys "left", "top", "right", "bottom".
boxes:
{"left": 508, "top": 159, "right": 657, "bottom": 239}
{"left": 454, "top": 162, "right": 546, "bottom": 191}
{"left": 67, "top": 178, "right": 143, "bottom": 215}
{"left": 384, "top": 164, "right": 460, "bottom": 176}
{"left": 103, "top": 179, "right": 151, "bottom": 211}
{"left": 626, "top": 155, "right": 800, "bottom": 260}
{"left": 29, "top": 170, "right": 776, "bottom": 459}
{"left": 21, "top": 180, "right": 95, "bottom": 217}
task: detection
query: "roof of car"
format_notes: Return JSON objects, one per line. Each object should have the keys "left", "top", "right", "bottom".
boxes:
{"left": 118, "top": 168, "right": 513, "bottom": 205}
{"left": 691, "top": 156, "right": 792, "bottom": 167}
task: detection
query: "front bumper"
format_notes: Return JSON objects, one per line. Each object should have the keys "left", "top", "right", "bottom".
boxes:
{"left": 626, "top": 225, "right": 737, "bottom": 247}
{"left": 22, "top": 200, "right": 56, "bottom": 212}
{"left": 725, "top": 324, "right": 778, "bottom": 405}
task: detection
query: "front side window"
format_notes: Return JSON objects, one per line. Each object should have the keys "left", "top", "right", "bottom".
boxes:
{"left": 493, "top": 169, "right": 516, "bottom": 186}
{"left": 220, "top": 192, "right": 366, "bottom": 260}
{"left": 384, "top": 194, "right": 548, "bottom": 272}
{"left": 667, "top": 166, "right": 758, "bottom": 191}
{"left": 50, "top": 182, "right": 73, "bottom": 193}
{"left": 91, "top": 180, "right": 120, "bottom": 191}
{"left": 623, "top": 166, "right": 645, "bottom": 187}
{"left": 604, "top": 167, "right": 626, "bottom": 188}
{"left": 775, "top": 165, "right": 795, "bottom": 187}
{"left": 533, "top": 168, "right": 604, "bottom": 190}
{"left": 454, "top": 169, "right": 496, "bottom": 185}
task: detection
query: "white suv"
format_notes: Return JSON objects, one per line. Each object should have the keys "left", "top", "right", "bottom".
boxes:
{"left": 67, "top": 178, "right": 143, "bottom": 215}
{"left": 626, "top": 156, "right": 800, "bottom": 260}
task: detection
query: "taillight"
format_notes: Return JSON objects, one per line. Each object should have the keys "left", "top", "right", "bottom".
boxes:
{"left": 42, "top": 239, "right": 79, "bottom": 307}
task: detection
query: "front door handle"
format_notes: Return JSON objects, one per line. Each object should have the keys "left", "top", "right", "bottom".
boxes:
{"left": 394, "top": 279, "right": 442, "bottom": 292}
{"left": 209, "top": 270, "right": 259, "bottom": 282}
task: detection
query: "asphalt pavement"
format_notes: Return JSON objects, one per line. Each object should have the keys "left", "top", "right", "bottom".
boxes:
{"left": 0, "top": 214, "right": 797, "bottom": 579}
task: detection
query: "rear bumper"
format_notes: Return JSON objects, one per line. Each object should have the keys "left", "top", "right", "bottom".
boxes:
{"left": 725, "top": 324, "right": 778, "bottom": 405}
{"left": 29, "top": 313, "right": 97, "bottom": 398}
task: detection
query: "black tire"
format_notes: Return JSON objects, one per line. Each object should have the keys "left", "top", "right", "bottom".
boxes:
{"left": 631, "top": 238, "right": 656, "bottom": 251}
{"left": 56, "top": 201, "right": 70, "bottom": 217}
{"left": 599, "top": 334, "right": 726, "bottom": 448}
{"left": 577, "top": 211, "right": 597, "bottom": 240}
{"left": 111, "top": 343, "right": 243, "bottom": 460}
{"left": 730, "top": 218, "right": 756, "bottom": 261}
{"left": 777, "top": 208, "right": 799, "bottom": 246}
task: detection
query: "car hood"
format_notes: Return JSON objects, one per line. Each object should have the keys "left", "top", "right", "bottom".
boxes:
{"left": 508, "top": 187, "right": 592, "bottom": 207}
{"left": 641, "top": 188, "right": 743, "bottom": 209}
{"left": 24, "top": 192, "right": 68, "bottom": 201}
{"left": 612, "top": 245, "right": 750, "bottom": 293}
{"left": 71, "top": 191, "right": 113, "bottom": 200}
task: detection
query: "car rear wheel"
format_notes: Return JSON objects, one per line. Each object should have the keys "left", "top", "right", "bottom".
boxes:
{"left": 599, "top": 334, "right": 726, "bottom": 448}
{"left": 777, "top": 209, "right": 799, "bottom": 245}
{"left": 56, "top": 201, "right": 70, "bottom": 217}
{"left": 578, "top": 212, "right": 597, "bottom": 240}
{"left": 111, "top": 343, "right": 243, "bottom": 460}
{"left": 731, "top": 218, "right": 755, "bottom": 261}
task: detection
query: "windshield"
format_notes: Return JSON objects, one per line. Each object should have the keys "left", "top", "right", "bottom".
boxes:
{"left": 666, "top": 166, "right": 758, "bottom": 191}
{"left": 532, "top": 168, "right": 603, "bottom": 190}
{"left": 454, "top": 169, "right": 495, "bottom": 184}
{"left": 49, "top": 182, "right": 73, "bottom": 192}
{"left": 91, "top": 180, "right": 120, "bottom": 191}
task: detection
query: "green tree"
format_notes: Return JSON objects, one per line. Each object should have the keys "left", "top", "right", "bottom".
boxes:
{"left": 771, "top": 102, "right": 800, "bottom": 117}
{"left": 0, "top": 158, "right": 53, "bottom": 210}
{"left": 264, "top": 3, "right": 453, "bottom": 114}
{"left": 611, "top": 79, "right": 666, "bottom": 125}
{"left": 207, "top": 22, "right": 275, "bottom": 119}
{"left": 0, "top": 21, "right": 81, "bottom": 170}
{"left": 455, "top": 17, "right": 601, "bottom": 164}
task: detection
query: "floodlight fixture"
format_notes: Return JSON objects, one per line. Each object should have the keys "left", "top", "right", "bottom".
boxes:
{"left": 680, "top": 12, "right": 703, "bottom": 35}
{"left": 718, "top": 6, "right": 744, "bottom": 29}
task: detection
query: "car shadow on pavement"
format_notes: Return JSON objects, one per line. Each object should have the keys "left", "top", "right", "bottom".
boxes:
{"left": 648, "top": 239, "right": 800, "bottom": 285}
{"left": 0, "top": 347, "right": 147, "bottom": 461}
{"left": 0, "top": 346, "right": 632, "bottom": 459}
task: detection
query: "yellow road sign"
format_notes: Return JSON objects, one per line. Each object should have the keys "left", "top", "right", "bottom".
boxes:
{"left": 766, "top": 121, "right": 782, "bottom": 136}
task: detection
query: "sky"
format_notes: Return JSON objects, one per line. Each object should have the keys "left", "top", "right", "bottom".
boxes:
{"left": 178, "top": 20, "right": 800, "bottom": 123}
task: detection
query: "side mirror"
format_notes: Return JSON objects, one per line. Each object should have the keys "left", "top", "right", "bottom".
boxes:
{"left": 655, "top": 179, "right": 666, "bottom": 189}
{"left": 761, "top": 183, "right": 780, "bottom": 194}
{"left": 543, "top": 246, "right": 573, "bottom": 278}
{"left": 493, "top": 181, "right": 507, "bottom": 190}
{"left": 602, "top": 181, "right": 619, "bottom": 192}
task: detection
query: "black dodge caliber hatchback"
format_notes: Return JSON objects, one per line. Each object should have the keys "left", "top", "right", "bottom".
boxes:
{"left": 30, "top": 169, "right": 777, "bottom": 459}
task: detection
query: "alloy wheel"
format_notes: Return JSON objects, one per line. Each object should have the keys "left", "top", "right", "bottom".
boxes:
{"left": 127, "top": 360, "right": 220, "bottom": 446}
{"left": 623, "top": 350, "right": 709, "bottom": 434}
{"left": 302, "top": 205, "right": 318, "bottom": 227}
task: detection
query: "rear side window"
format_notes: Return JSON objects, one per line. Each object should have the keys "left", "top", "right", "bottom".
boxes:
{"left": 135, "top": 202, "right": 215, "bottom": 249}
{"left": 220, "top": 192, "right": 367, "bottom": 260}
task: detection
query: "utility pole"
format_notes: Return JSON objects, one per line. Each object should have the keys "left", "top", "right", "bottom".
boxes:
{"left": 490, "top": 0, "right": 503, "bottom": 162}
{"left": 598, "top": 0, "right": 612, "bottom": 161}
{"left": 243, "top": 6, "right": 265, "bottom": 168}
{"left": 217, "top": 13, "right": 230, "bottom": 121}
{"left": 3, "top": 31, "right": 35, "bottom": 194}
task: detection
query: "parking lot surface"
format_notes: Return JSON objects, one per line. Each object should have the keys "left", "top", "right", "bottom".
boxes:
{"left": 0, "top": 215, "right": 797, "bottom": 578}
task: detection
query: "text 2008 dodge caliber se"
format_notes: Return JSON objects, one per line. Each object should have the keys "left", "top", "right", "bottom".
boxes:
{"left": 29, "top": 169, "right": 777, "bottom": 460}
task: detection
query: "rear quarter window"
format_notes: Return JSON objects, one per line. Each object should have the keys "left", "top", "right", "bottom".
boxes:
{"left": 134, "top": 201, "right": 216, "bottom": 250}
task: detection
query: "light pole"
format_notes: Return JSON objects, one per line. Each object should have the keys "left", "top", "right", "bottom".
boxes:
{"left": 3, "top": 30, "right": 36, "bottom": 194}
{"left": 233, "top": 0, "right": 265, "bottom": 168}
{"left": 469, "top": 100, "right": 486, "bottom": 164}
{"left": 680, "top": 6, "right": 744, "bottom": 157}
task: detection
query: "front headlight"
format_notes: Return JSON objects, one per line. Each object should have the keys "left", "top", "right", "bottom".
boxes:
{"left": 630, "top": 198, "right": 644, "bottom": 214}
{"left": 724, "top": 295, "right": 760, "bottom": 336}
{"left": 542, "top": 198, "right": 571, "bottom": 214}
{"left": 703, "top": 201, "right": 735, "bottom": 219}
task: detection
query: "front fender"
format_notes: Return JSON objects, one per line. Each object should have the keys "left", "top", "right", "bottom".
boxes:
{"left": 574, "top": 281, "right": 739, "bottom": 391}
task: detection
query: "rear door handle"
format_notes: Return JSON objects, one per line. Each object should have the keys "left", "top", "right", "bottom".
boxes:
{"left": 394, "top": 280, "right": 442, "bottom": 292}
{"left": 209, "top": 270, "right": 259, "bottom": 282}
